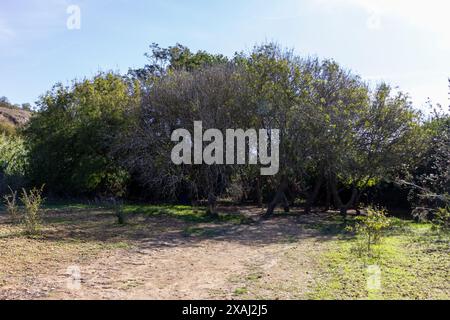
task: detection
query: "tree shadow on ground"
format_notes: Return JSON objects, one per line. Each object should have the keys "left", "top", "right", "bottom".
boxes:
{"left": 0, "top": 205, "right": 355, "bottom": 249}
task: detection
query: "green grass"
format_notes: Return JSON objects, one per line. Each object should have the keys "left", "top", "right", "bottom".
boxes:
{"left": 123, "top": 204, "right": 248, "bottom": 224}
{"left": 182, "top": 226, "right": 222, "bottom": 237}
{"left": 309, "top": 218, "right": 450, "bottom": 300}
{"left": 246, "top": 272, "right": 264, "bottom": 281}
{"left": 233, "top": 287, "right": 248, "bottom": 296}
{"left": 29, "top": 202, "right": 248, "bottom": 225}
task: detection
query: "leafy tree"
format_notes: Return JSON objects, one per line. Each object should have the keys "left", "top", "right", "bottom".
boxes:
{"left": 0, "top": 133, "right": 27, "bottom": 194}
{"left": 121, "top": 63, "right": 245, "bottom": 215}
{"left": 404, "top": 110, "right": 450, "bottom": 221}
{"left": 236, "top": 44, "right": 311, "bottom": 216}
{"left": 299, "top": 63, "right": 423, "bottom": 216}
{"left": 24, "top": 73, "right": 140, "bottom": 197}
{"left": 0, "top": 96, "right": 11, "bottom": 108}
{"left": 21, "top": 103, "right": 32, "bottom": 111}
{"left": 130, "top": 43, "right": 228, "bottom": 82}
{"left": 17, "top": 42, "right": 430, "bottom": 219}
{"left": 333, "top": 84, "right": 423, "bottom": 216}
{"left": 123, "top": 43, "right": 426, "bottom": 217}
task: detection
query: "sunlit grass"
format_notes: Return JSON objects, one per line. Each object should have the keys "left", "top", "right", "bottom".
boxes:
{"left": 123, "top": 204, "right": 247, "bottom": 224}
{"left": 310, "top": 218, "right": 450, "bottom": 300}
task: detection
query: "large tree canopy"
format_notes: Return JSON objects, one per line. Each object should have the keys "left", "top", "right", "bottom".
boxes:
{"left": 11, "top": 43, "right": 433, "bottom": 219}
{"left": 24, "top": 73, "right": 140, "bottom": 196}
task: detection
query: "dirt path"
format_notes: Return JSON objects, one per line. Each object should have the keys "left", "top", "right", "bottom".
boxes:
{"left": 49, "top": 238, "right": 326, "bottom": 300}
{"left": 0, "top": 207, "right": 332, "bottom": 300}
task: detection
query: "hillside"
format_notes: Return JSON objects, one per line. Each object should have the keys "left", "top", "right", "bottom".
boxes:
{"left": 0, "top": 106, "right": 31, "bottom": 129}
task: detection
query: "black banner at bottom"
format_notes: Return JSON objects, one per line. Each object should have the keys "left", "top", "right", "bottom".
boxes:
{"left": 0, "top": 300, "right": 444, "bottom": 318}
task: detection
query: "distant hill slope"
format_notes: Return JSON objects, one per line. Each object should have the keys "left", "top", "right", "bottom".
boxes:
{"left": 0, "top": 107, "right": 31, "bottom": 127}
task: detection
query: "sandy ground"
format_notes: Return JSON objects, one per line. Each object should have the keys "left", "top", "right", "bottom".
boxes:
{"left": 0, "top": 207, "right": 332, "bottom": 300}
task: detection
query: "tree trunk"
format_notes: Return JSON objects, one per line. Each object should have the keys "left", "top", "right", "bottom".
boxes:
{"left": 324, "top": 180, "right": 331, "bottom": 212}
{"left": 305, "top": 176, "right": 323, "bottom": 214}
{"left": 354, "top": 190, "right": 362, "bottom": 215}
{"left": 206, "top": 192, "right": 218, "bottom": 217}
{"left": 330, "top": 176, "right": 344, "bottom": 212}
{"left": 330, "top": 176, "right": 358, "bottom": 217}
{"left": 344, "top": 188, "right": 358, "bottom": 216}
{"left": 334, "top": 187, "right": 358, "bottom": 217}
{"left": 264, "top": 176, "right": 288, "bottom": 218}
{"left": 282, "top": 192, "right": 290, "bottom": 213}
{"left": 256, "top": 176, "right": 263, "bottom": 208}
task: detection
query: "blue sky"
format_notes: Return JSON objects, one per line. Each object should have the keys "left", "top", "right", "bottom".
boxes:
{"left": 1, "top": 0, "right": 449, "bottom": 111}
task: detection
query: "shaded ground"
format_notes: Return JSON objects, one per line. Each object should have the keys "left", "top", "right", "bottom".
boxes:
{"left": 0, "top": 205, "right": 448, "bottom": 300}
{"left": 0, "top": 205, "right": 331, "bottom": 300}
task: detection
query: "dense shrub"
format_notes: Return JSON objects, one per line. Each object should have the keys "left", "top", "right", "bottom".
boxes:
{"left": 1, "top": 43, "right": 439, "bottom": 217}
{"left": 0, "top": 133, "right": 28, "bottom": 195}
{"left": 406, "top": 114, "right": 449, "bottom": 222}
{"left": 24, "top": 73, "right": 140, "bottom": 197}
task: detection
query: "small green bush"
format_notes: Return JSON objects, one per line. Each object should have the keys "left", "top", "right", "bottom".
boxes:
{"left": 348, "top": 207, "right": 391, "bottom": 256}
{"left": 433, "top": 206, "right": 450, "bottom": 231}
{"left": 20, "top": 186, "right": 45, "bottom": 235}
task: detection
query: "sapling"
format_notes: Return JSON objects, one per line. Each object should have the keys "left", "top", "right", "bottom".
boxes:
{"left": 349, "top": 207, "right": 391, "bottom": 256}
{"left": 3, "top": 187, "right": 19, "bottom": 223}
{"left": 20, "top": 185, "right": 45, "bottom": 235}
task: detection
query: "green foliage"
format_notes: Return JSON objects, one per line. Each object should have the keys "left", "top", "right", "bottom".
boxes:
{"left": 0, "top": 133, "right": 28, "bottom": 194}
{"left": 0, "top": 121, "right": 16, "bottom": 135}
{"left": 20, "top": 185, "right": 45, "bottom": 235}
{"left": 312, "top": 220, "right": 449, "bottom": 300}
{"left": 14, "top": 42, "right": 430, "bottom": 211}
{"left": 407, "top": 113, "right": 450, "bottom": 220}
{"left": 123, "top": 204, "right": 247, "bottom": 224}
{"left": 433, "top": 207, "right": 450, "bottom": 231}
{"left": 0, "top": 96, "right": 16, "bottom": 109}
{"left": 132, "top": 43, "right": 228, "bottom": 80}
{"left": 0, "top": 134, "right": 27, "bottom": 175}
{"left": 24, "top": 73, "right": 139, "bottom": 196}
{"left": 233, "top": 287, "right": 248, "bottom": 296}
{"left": 349, "top": 207, "right": 391, "bottom": 255}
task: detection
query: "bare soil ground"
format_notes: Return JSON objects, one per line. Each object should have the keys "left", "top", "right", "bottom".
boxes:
{"left": 0, "top": 206, "right": 332, "bottom": 300}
